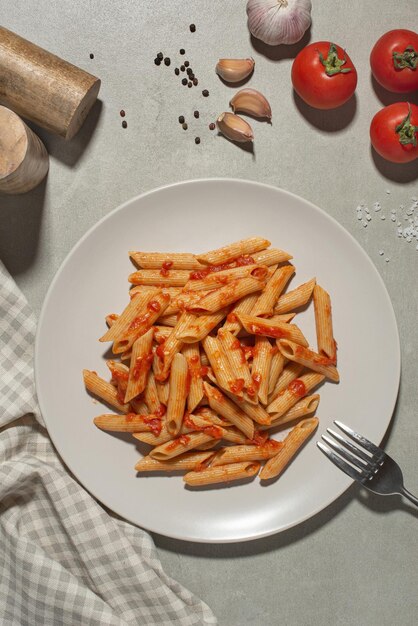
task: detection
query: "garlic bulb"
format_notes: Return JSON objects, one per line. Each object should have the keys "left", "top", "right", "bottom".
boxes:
{"left": 246, "top": 0, "right": 312, "bottom": 46}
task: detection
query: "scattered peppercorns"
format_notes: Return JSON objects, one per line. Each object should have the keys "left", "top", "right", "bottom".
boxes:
{"left": 89, "top": 53, "right": 94, "bottom": 59}
{"left": 186, "top": 67, "right": 192, "bottom": 76}
{"left": 202, "top": 89, "right": 209, "bottom": 97}
{"left": 195, "top": 137, "right": 200, "bottom": 144}
{"left": 154, "top": 57, "right": 161, "bottom": 66}
{"left": 184, "top": 61, "right": 190, "bottom": 68}
{"left": 194, "top": 110, "right": 200, "bottom": 119}
{"left": 164, "top": 57, "right": 171, "bottom": 66}
{"left": 193, "top": 78, "right": 198, "bottom": 86}
{"left": 157, "top": 52, "right": 163, "bottom": 60}
{"left": 179, "top": 115, "right": 185, "bottom": 124}
{"left": 190, "top": 24, "right": 196, "bottom": 33}
{"left": 188, "top": 81, "right": 192, "bottom": 88}
{"left": 122, "top": 120, "right": 127, "bottom": 129}
{"left": 180, "top": 48, "right": 185, "bottom": 55}
{"left": 180, "top": 65, "right": 185, "bottom": 72}
{"left": 209, "top": 122, "right": 216, "bottom": 130}
{"left": 182, "top": 123, "right": 188, "bottom": 130}
{"left": 175, "top": 67, "right": 180, "bottom": 75}
{"left": 182, "top": 78, "right": 188, "bottom": 85}
{"left": 120, "top": 110, "right": 126, "bottom": 117}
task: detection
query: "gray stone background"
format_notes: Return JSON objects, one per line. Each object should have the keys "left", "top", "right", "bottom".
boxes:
{"left": 1, "top": 2, "right": 417, "bottom": 624}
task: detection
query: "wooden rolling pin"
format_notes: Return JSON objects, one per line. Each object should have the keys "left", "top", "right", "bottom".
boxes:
{"left": 0, "top": 27, "right": 101, "bottom": 140}
{"left": 0, "top": 106, "right": 49, "bottom": 194}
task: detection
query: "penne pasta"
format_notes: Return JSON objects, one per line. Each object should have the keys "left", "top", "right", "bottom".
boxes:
{"left": 83, "top": 369, "right": 129, "bottom": 413}
{"left": 211, "top": 440, "right": 283, "bottom": 466}
{"left": 184, "top": 264, "right": 269, "bottom": 291}
{"left": 132, "top": 414, "right": 213, "bottom": 446}
{"left": 196, "top": 237, "right": 270, "bottom": 266}
{"left": 251, "top": 248, "right": 293, "bottom": 266}
{"left": 105, "top": 313, "right": 119, "bottom": 327}
{"left": 184, "top": 461, "right": 260, "bottom": 486}
{"left": 203, "top": 382, "right": 255, "bottom": 439}
{"left": 155, "top": 378, "right": 170, "bottom": 405}
{"left": 221, "top": 293, "right": 259, "bottom": 335}
{"left": 182, "top": 343, "right": 205, "bottom": 412}
{"left": 263, "top": 394, "right": 320, "bottom": 430}
{"left": 217, "top": 328, "right": 253, "bottom": 397}
{"left": 144, "top": 370, "right": 164, "bottom": 414}
{"left": 135, "top": 451, "right": 214, "bottom": 472}
{"left": 187, "top": 276, "right": 266, "bottom": 314}
{"left": 99, "top": 289, "right": 158, "bottom": 343}
{"left": 93, "top": 413, "right": 162, "bottom": 433}
{"left": 129, "top": 251, "right": 202, "bottom": 270}
{"left": 236, "top": 312, "right": 308, "bottom": 346}
{"left": 251, "top": 337, "right": 274, "bottom": 405}
{"left": 150, "top": 430, "right": 223, "bottom": 460}
{"left": 278, "top": 339, "right": 339, "bottom": 383}
{"left": 202, "top": 335, "right": 237, "bottom": 397}
{"left": 274, "top": 278, "right": 316, "bottom": 314}
{"left": 128, "top": 269, "right": 191, "bottom": 287}
{"left": 223, "top": 389, "right": 271, "bottom": 425}
{"left": 165, "top": 353, "right": 189, "bottom": 436}
{"left": 268, "top": 346, "right": 287, "bottom": 396}
{"left": 259, "top": 417, "right": 319, "bottom": 480}
{"left": 130, "top": 398, "right": 149, "bottom": 414}
{"left": 156, "top": 313, "right": 178, "bottom": 327}
{"left": 124, "top": 328, "right": 154, "bottom": 402}
{"left": 268, "top": 362, "right": 304, "bottom": 403}
{"left": 251, "top": 265, "right": 295, "bottom": 318}
{"left": 267, "top": 372, "right": 325, "bottom": 416}
{"left": 153, "top": 312, "right": 191, "bottom": 380}
{"left": 313, "top": 284, "right": 337, "bottom": 363}
{"left": 175, "top": 309, "right": 228, "bottom": 343}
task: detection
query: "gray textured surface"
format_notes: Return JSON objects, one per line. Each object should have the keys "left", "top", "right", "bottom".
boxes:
{"left": 1, "top": 2, "right": 418, "bottom": 625}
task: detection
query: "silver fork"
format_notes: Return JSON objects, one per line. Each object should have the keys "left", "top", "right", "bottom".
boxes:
{"left": 317, "top": 420, "right": 418, "bottom": 508}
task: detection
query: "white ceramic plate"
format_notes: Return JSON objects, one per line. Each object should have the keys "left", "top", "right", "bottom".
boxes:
{"left": 35, "top": 179, "right": 400, "bottom": 543}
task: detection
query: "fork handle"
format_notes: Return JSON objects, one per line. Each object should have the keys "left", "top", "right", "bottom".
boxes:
{"left": 401, "top": 487, "right": 418, "bottom": 508}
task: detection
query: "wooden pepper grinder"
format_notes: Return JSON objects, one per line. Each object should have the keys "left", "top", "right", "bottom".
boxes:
{"left": 0, "top": 106, "right": 49, "bottom": 194}
{"left": 0, "top": 26, "right": 101, "bottom": 140}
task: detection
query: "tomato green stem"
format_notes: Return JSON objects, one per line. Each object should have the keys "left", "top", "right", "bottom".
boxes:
{"left": 392, "top": 46, "right": 418, "bottom": 70}
{"left": 318, "top": 43, "right": 352, "bottom": 76}
{"left": 395, "top": 105, "right": 418, "bottom": 147}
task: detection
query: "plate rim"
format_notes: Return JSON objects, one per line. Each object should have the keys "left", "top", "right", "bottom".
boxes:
{"left": 34, "top": 177, "right": 401, "bottom": 543}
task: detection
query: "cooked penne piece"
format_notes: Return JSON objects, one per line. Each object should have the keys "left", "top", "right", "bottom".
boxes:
{"left": 129, "top": 285, "right": 181, "bottom": 301}
{"left": 251, "top": 248, "right": 293, "bottom": 266}
{"left": 144, "top": 370, "right": 164, "bottom": 414}
{"left": 203, "top": 382, "right": 255, "bottom": 439}
{"left": 196, "top": 237, "right": 270, "bottom": 266}
{"left": 194, "top": 407, "right": 230, "bottom": 427}
{"left": 223, "top": 389, "right": 271, "bottom": 425}
{"left": 278, "top": 339, "right": 339, "bottom": 383}
{"left": 211, "top": 440, "right": 283, "bottom": 466}
{"left": 165, "top": 353, "right": 189, "bottom": 436}
{"left": 83, "top": 369, "right": 129, "bottom": 413}
{"left": 130, "top": 398, "right": 149, "bottom": 414}
{"left": 251, "top": 337, "right": 273, "bottom": 405}
{"left": 251, "top": 265, "right": 295, "bottom": 318}
{"left": 182, "top": 343, "right": 205, "bottom": 412}
{"left": 222, "top": 293, "right": 259, "bottom": 335}
{"left": 176, "top": 309, "right": 228, "bottom": 343}
{"left": 268, "top": 362, "right": 304, "bottom": 403}
{"left": 129, "top": 251, "right": 202, "bottom": 270}
{"left": 105, "top": 313, "right": 119, "bottom": 327}
{"left": 274, "top": 278, "right": 316, "bottom": 314}
{"left": 150, "top": 430, "right": 223, "bottom": 460}
{"left": 93, "top": 413, "right": 162, "bottom": 433}
{"left": 128, "top": 269, "right": 191, "bottom": 287}
{"left": 157, "top": 314, "right": 178, "bottom": 327}
{"left": 113, "top": 291, "right": 171, "bottom": 354}
{"left": 135, "top": 451, "right": 214, "bottom": 472}
{"left": 259, "top": 417, "right": 319, "bottom": 480}
{"left": 99, "top": 289, "right": 158, "bottom": 343}
{"left": 132, "top": 414, "right": 212, "bottom": 446}
{"left": 184, "top": 264, "right": 269, "bottom": 291}
{"left": 263, "top": 394, "right": 320, "bottom": 430}
{"left": 153, "top": 312, "right": 191, "bottom": 380}
{"left": 267, "top": 313, "right": 296, "bottom": 324}
{"left": 124, "top": 329, "right": 154, "bottom": 402}
{"left": 153, "top": 325, "right": 173, "bottom": 343}
{"left": 236, "top": 312, "right": 308, "bottom": 346}
{"left": 106, "top": 359, "right": 129, "bottom": 400}
{"left": 202, "top": 335, "right": 237, "bottom": 396}
{"left": 313, "top": 284, "right": 337, "bottom": 363}
{"left": 267, "top": 372, "right": 325, "bottom": 416}
{"left": 164, "top": 290, "right": 208, "bottom": 315}
{"left": 200, "top": 351, "right": 210, "bottom": 367}
{"left": 217, "top": 328, "right": 253, "bottom": 396}
{"left": 187, "top": 276, "right": 266, "bottom": 314}
{"left": 155, "top": 379, "right": 170, "bottom": 405}
{"left": 184, "top": 461, "right": 260, "bottom": 486}
{"left": 268, "top": 346, "right": 286, "bottom": 395}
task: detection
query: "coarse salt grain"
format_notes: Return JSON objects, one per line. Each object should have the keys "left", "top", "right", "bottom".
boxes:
{"left": 379, "top": 250, "right": 384, "bottom": 255}
{"left": 381, "top": 215, "right": 386, "bottom": 220}
{"left": 362, "top": 220, "right": 368, "bottom": 227}
{"left": 373, "top": 202, "right": 381, "bottom": 211}
{"left": 366, "top": 215, "right": 372, "bottom": 221}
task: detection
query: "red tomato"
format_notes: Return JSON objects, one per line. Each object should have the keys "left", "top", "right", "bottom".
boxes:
{"left": 370, "top": 102, "right": 418, "bottom": 163}
{"left": 370, "top": 30, "right": 418, "bottom": 93}
{"left": 291, "top": 42, "right": 357, "bottom": 110}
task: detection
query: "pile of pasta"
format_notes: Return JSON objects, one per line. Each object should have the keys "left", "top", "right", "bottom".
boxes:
{"left": 84, "top": 236, "right": 339, "bottom": 487}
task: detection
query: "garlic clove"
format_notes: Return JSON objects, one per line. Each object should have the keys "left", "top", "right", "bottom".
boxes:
{"left": 215, "top": 58, "right": 255, "bottom": 83}
{"left": 217, "top": 112, "right": 254, "bottom": 143}
{"left": 230, "top": 88, "right": 272, "bottom": 120}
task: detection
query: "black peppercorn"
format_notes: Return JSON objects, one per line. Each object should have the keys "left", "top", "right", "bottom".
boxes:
{"left": 190, "top": 24, "right": 196, "bottom": 33}
{"left": 182, "top": 123, "right": 188, "bottom": 130}
{"left": 194, "top": 110, "right": 199, "bottom": 119}
{"left": 154, "top": 57, "right": 161, "bottom": 65}
{"left": 157, "top": 52, "right": 163, "bottom": 59}
{"left": 184, "top": 61, "right": 190, "bottom": 68}
{"left": 182, "top": 78, "right": 188, "bottom": 85}
{"left": 195, "top": 137, "right": 200, "bottom": 144}
{"left": 202, "top": 89, "right": 209, "bottom": 97}
{"left": 89, "top": 53, "right": 94, "bottom": 59}
{"left": 209, "top": 122, "right": 216, "bottom": 130}
{"left": 188, "top": 81, "right": 192, "bottom": 87}
{"left": 193, "top": 78, "right": 198, "bottom": 86}
{"left": 186, "top": 67, "right": 192, "bottom": 76}
{"left": 164, "top": 57, "right": 171, "bottom": 66}
{"left": 122, "top": 120, "right": 128, "bottom": 129}
{"left": 180, "top": 48, "right": 185, "bottom": 55}
{"left": 179, "top": 115, "right": 185, "bottom": 124}
{"left": 180, "top": 65, "right": 185, "bottom": 72}
{"left": 175, "top": 67, "right": 180, "bottom": 75}
{"left": 120, "top": 110, "right": 126, "bottom": 117}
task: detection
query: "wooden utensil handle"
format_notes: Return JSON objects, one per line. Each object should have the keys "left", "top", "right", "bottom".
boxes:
{"left": 0, "top": 27, "right": 101, "bottom": 140}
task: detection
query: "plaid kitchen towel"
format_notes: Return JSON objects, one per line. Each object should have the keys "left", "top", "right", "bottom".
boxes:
{"left": 0, "top": 260, "right": 216, "bottom": 626}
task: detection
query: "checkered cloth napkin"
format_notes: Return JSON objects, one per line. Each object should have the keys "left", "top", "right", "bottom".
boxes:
{"left": 0, "top": 260, "right": 216, "bottom": 626}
